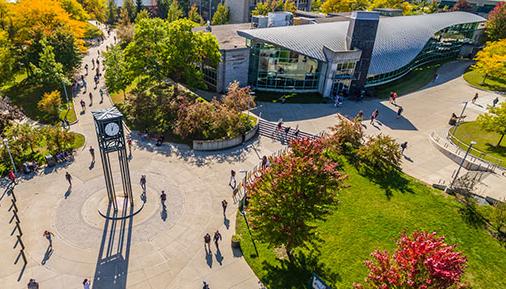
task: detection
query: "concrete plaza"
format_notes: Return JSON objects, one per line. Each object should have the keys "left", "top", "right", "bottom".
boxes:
{"left": 0, "top": 23, "right": 504, "bottom": 289}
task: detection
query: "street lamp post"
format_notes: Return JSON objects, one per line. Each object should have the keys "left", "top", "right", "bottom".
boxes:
{"left": 447, "top": 140, "right": 476, "bottom": 192}
{"left": 3, "top": 138, "right": 17, "bottom": 175}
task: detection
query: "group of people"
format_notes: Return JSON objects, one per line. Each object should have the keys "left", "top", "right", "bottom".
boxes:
{"left": 274, "top": 120, "right": 300, "bottom": 143}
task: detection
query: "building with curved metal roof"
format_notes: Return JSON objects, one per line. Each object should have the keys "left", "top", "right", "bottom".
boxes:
{"left": 233, "top": 11, "right": 485, "bottom": 97}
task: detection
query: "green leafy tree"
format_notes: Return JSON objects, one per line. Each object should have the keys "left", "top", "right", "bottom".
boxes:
{"left": 106, "top": 0, "right": 117, "bottom": 24}
{"left": 472, "top": 40, "right": 506, "bottom": 84}
{"left": 38, "top": 90, "right": 63, "bottom": 121}
{"left": 245, "top": 137, "right": 345, "bottom": 260}
{"left": 124, "top": 0, "right": 136, "bottom": 21}
{"left": 311, "top": 0, "right": 322, "bottom": 11}
{"left": 188, "top": 4, "right": 204, "bottom": 25}
{"left": 157, "top": 0, "right": 170, "bottom": 18}
{"left": 48, "top": 28, "right": 83, "bottom": 74}
{"left": 357, "top": 134, "right": 402, "bottom": 175}
{"left": 211, "top": 3, "right": 229, "bottom": 25}
{"left": 486, "top": 2, "right": 506, "bottom": 41}
{"left": 167, "top": 0, "right": 183, "bottom": 22}
{"left": 135, "top": 9, "right": 150, "bottom": 22}
{"left": 31, "top": 38, "right": 70, "bottom": 87}
{"left": 477, "top": 102, "right": 506, "bottom": 147}
{"left": 322, "top": 0, "right": 371, "bottom": 13}
{"left": 252, "top": 0, "right": 282, "bottom": 15}
{"left": 42, "top": 123, "right": 75, "bottom": 153}
{"left": 0, "top": 30, "right": 15, "bottom": 86}
{"left": 4, "top": 123, "right": 40, "bottom": 154}
{"left": 104, "top": 45, "right": 132, "bottom": 96}
{"left": 124, "top": 18, "right": 220, "bottom": 87}
{"left": 78, "top": 0, "right": 107, "bottom": 22}
{"left": 491, "top": 202, "right": 506, "bottom": 236}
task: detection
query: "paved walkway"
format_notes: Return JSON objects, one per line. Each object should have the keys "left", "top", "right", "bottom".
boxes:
{"left": 0, "top": 23, "right": 277, "bottom": 289}
{"left": 255, "top": 61, "right": 505, "bottom": 200}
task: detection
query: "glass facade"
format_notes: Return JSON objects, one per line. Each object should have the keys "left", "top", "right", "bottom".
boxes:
{"left": 332, "top": 61, "right": 356, "bottom": 96}
{"left": 248, "top": 41, "right": 321, "bottom": 91}
{"left": 366, "top": 22, "right": 479, "bottom": 86}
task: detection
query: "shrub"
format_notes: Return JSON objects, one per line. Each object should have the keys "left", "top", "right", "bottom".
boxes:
{"left": 357, "top": 134, "right": 402, "bottom": 176}
{"left": 354, "top": 231, "right": 467, "bottom": 289}
{"left": 325, "top": 114, "right": 364, "bottom": 155}
{"left": 222, "top": 81, "right": 255, "bottom": 112}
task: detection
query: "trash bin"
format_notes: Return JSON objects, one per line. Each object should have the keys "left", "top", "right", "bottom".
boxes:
{"left": 45, "top": 155, "right": 56, "bottom": 167}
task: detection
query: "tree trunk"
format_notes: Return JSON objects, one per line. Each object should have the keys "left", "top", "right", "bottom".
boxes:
{"left": 497, "top": 133, "right": 504, "bottom": 147}
{"left": 481, "top": 73, "right": 488, "bottom": 85}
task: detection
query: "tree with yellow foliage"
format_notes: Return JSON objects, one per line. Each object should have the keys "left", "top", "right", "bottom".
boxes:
{"left": 321, "top": 0, "right": 369, "bottom": 13}
{"left": 38, "top": 90, "right": 62, "bottom": 120}
{"left": 473, "top": 39, "right": 506, "bottom": 84}
{"left": 9, "top": 0, "right": 85, "bottom": 73}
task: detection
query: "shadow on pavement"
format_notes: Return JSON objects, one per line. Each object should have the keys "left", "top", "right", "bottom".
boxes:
{"left": 92, "top": 201, "right": 134, "bottom": 289}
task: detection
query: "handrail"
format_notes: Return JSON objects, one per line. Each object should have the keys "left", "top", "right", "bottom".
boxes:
{"left": 446, "top": 129, "right": 505, "bottom": 170}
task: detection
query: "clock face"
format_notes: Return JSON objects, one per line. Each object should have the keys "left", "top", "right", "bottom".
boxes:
{"left": 104, "top": 122, "right": 120, "bottom": 137}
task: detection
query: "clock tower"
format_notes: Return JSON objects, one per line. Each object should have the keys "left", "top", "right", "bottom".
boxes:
{"left": 92, "top": 107, "right": 133, "bottom": 213}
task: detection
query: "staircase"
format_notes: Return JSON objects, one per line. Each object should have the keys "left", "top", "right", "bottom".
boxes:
{"left": 258, "top": 119, "right": 319, "bottom": 145}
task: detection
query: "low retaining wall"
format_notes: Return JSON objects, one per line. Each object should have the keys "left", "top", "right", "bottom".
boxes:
{"left": 193, "top": 124, "right": 259, "bottom": 151}
{"left": 429, "top": 131, "right": 496, "bottom": 172}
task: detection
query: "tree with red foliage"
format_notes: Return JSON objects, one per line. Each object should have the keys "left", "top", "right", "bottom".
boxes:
{"left": 487, "top": 2, "right": 506, "bottom": 41}
{"left": 245, "top": 137, "right": 345, "bottom": 260}
{"left": 451, "top": 0, "right": 473, "bottom": 12}
{"left": 354, "top": 231, "right": 467, "bottom": 289}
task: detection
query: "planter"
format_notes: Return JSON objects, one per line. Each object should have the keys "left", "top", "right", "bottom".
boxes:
{"left": 193, "top": 124, "right": 259, "bottom": 151}
{"left": 231, "top": 235, "right": 241, "bottom": 249}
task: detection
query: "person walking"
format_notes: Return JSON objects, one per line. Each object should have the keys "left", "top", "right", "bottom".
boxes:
{"left": 204, "top": 233, "right": 211, "bottom": 252}
{"left": 65, "top": 171, "right": 72, "bottom": 186}
{"left": 80, "top": 99, "right": 86, "bottom": 113}
{"left": 8, "top": 170, "right": 16, "bottom": 184}
{"left": 396, "top": 106, "right": 404, "bottom": 119}
{"left": 370, "top": 110, "right": 377, "bottom": 124}
{"left": 261, "top": 155, "right": 269, "bottom": 169}
{"left": 221, "top": 200, "right": 228, "bottom": 215}
{"left": 202, "top": 281, "right": 210, "bottom": 289}
{"left": 471, "top": 92, "right": 478, "bottom": 104}
{"left": 82, "top": 279, "right": 91, "bottom": 289}
{"left": 140, "top": 175, "right": 146, "bottom": 191}
{"left": 27, "top": 279, "right": 39, "bottom": 289}
{"left": 89, "top": 92, "right": 93, "bottom": 106}
{"left": 84, "top": 63, "right": 88, "bottom": 75}
{"left": 127, "top": 138, "right": 133, "bottom": 155}
{"left": 400, "top": 141, "right": 408, "bottom": 154}
{"left": 229, "top": 170, "right": 236, "bottom": 189}
{"left": 293, "top": 125, "right": 299, "bottom": 138}
{"left": 99, "top": 88, "right": 104, "bottom": 103}
{"left": 43, "top": 230, "right": 55, "bottom": 248}
{"left": 213, "top": 230, "right": 222, "bottom": 249}
{"left": 89, "top": 146, "right": 95, "bottom": 162}
{"left": 160, "top": 190, "right": 167, "bottom": 208}
{"left": 355, "top": 110, "right": 364, "bottom": 122}
{"left": 92, "top": 58, "right": 95, "bottom": 69}
{"left": 492, "top": 97, "right": 499, "bottom": 107}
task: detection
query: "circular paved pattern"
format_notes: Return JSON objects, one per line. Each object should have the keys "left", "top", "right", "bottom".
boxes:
{"left": 54, "top": 174, "right": 185, "bottom": 249}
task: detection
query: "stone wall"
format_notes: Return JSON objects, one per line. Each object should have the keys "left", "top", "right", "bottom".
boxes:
{"left": 193, "top": 124, "right": 259, "bottom": 151}
{"left": 217, "top": 48, "right": 250, "bottom": 92}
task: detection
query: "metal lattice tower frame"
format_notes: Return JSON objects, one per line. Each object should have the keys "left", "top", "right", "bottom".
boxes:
{"left": 92, "top": 107, "right": 133, "bottom": 212}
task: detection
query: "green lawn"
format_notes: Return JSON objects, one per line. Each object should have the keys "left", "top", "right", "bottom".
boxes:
{"left": 236, "top": 164, "right": 506, "bottom": 289}
{"left": 372, "top": 64, "right": 440, "bottom": 99}
{"left": 1, "top": 73, "right": 76, "bottom": 124}
{"left": 452, "top": 121, "right": 506, "bottom": 167}
{"left": 464, "top": 69, "right": 506, "bottom": 92}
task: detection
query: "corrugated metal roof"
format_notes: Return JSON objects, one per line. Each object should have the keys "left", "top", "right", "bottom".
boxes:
{"left": 238, "top": 12, "right": 486, "bottom": 75}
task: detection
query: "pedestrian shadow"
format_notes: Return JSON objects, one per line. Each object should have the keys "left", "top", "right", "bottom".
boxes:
{"left": 205, "top": 248, "right": 213, "bottom": 268}
{"left": 92, "top": 201, "right": 133, "bottom": 289}
{"left": 89, "top": 161, "right": 95, "bottom": 170}
{"left": 64, "top": 187, "right": 72, "bottom": 199}
{"left": 161, "top": 207, "right": 167, "bottom": 222}
{"left": 215, "top": 248, "right": 224, "bottom": 266}
{"left": 41, "top": 246, "right": 53, "bottom": 265}
{"left": 403, "top": 155, "right": 414, "bottom": 163}
{"left": 223, "top": 215, "right": 230, "bottom": 230}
